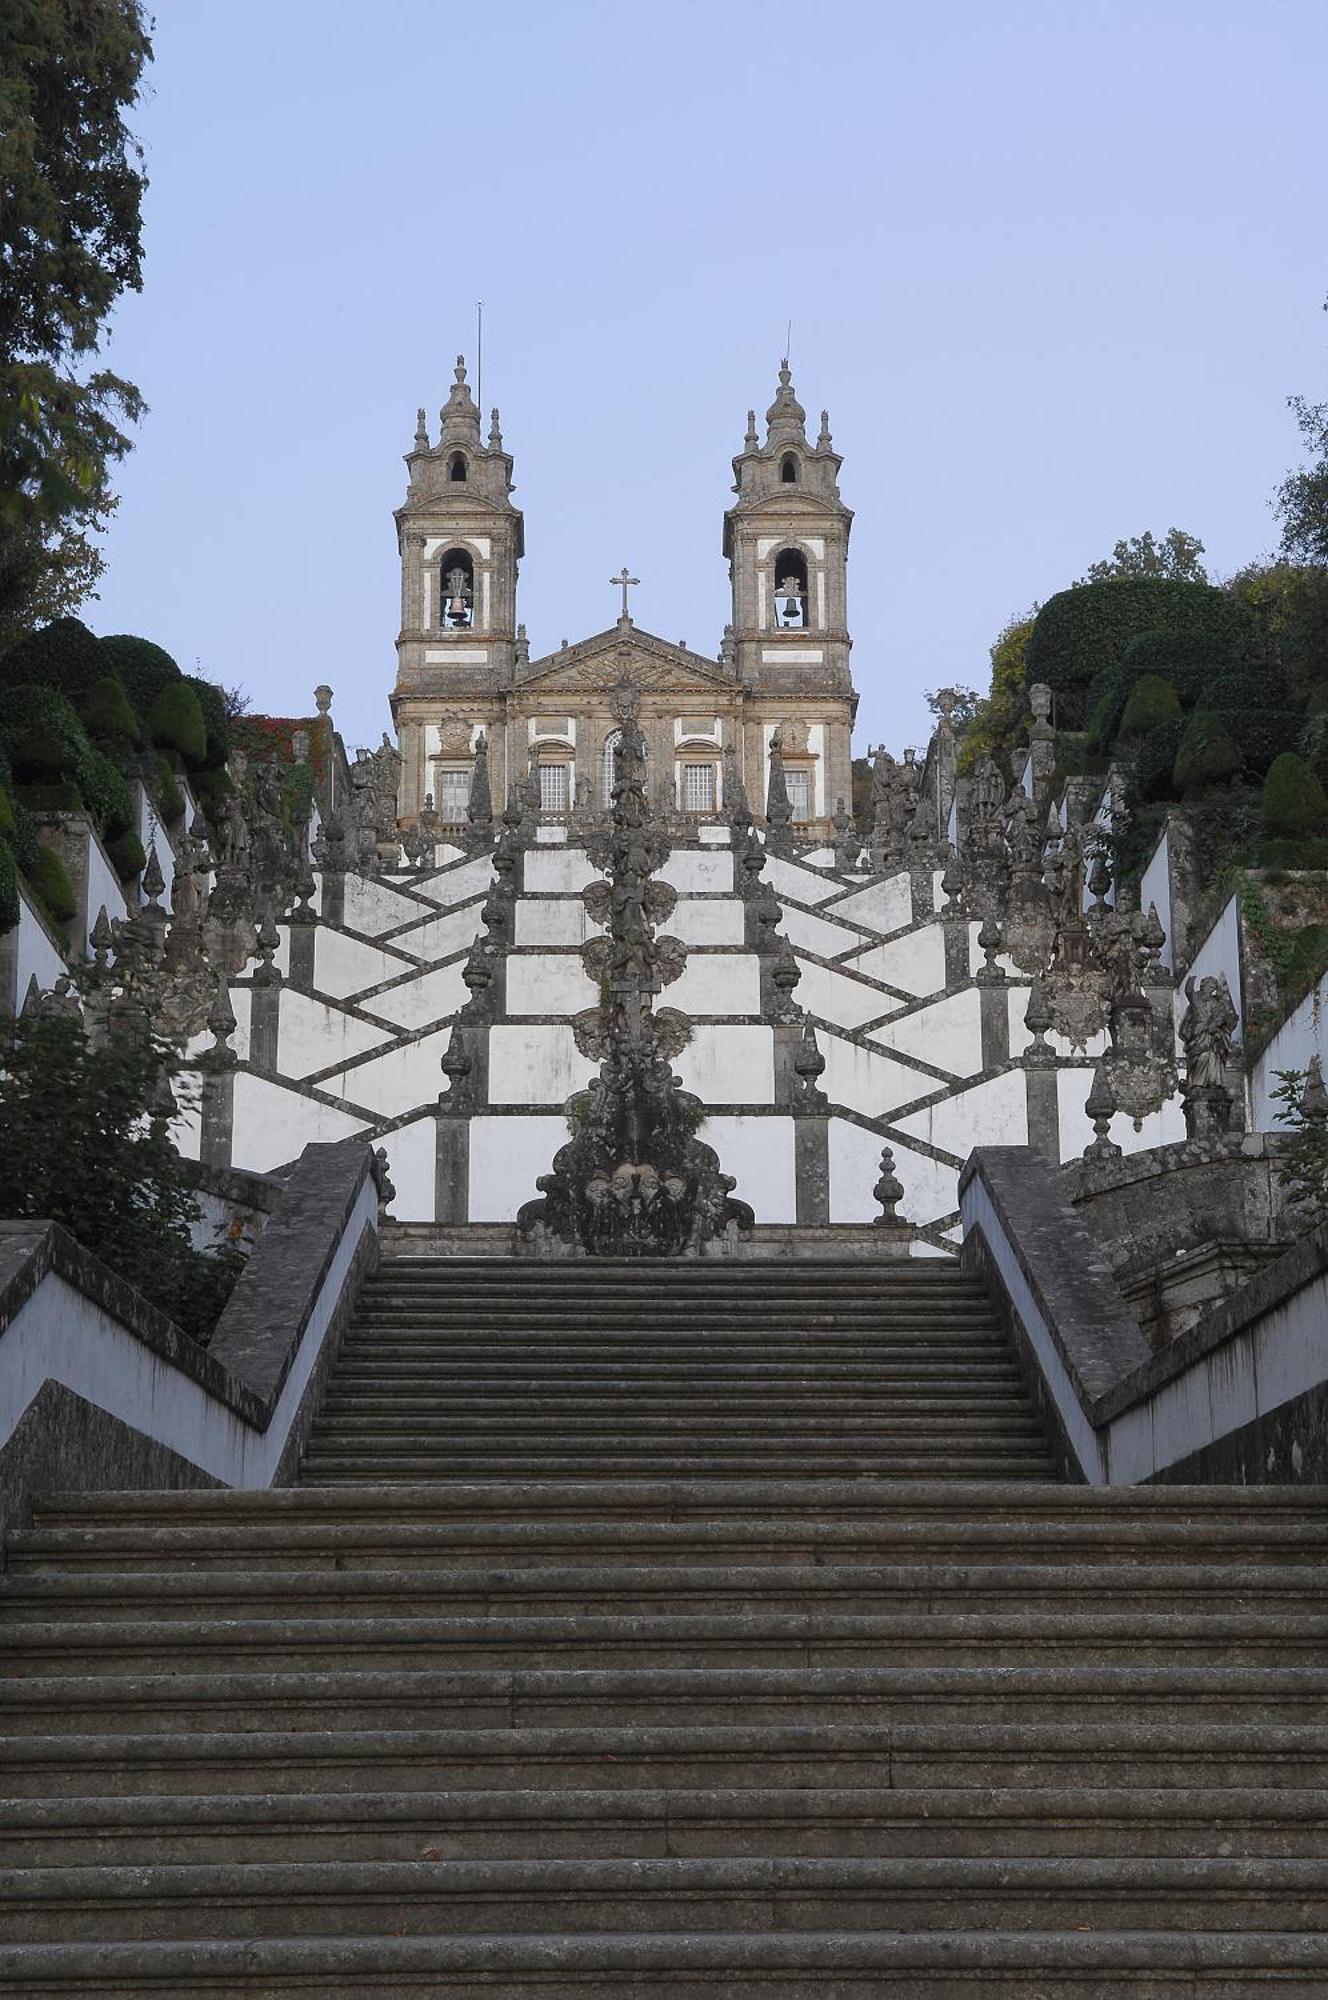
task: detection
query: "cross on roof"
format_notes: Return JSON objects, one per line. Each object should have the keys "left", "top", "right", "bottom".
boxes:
{"left": 610, "top": 567, "right": 640, "bottom": 621}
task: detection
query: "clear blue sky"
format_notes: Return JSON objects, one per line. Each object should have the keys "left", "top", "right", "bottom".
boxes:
{"left": 90, "top": 0, "right": 1327, "bottom": 759}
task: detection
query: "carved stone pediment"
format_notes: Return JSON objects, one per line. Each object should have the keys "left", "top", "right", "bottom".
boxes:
{"left": 519, "top": 628, "right": 735, "bottom": 702}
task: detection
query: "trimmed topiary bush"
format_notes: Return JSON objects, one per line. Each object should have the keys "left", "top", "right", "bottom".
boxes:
{"left": 79, "top": 675, "right": 143, "bottom": 751}
{"left": 1197, "top": 707, "right": 1300, "bottom": 779}
{"left": 150, "top": 751, "right": 186, "bottom": 826}
{"left": 184, "top": 676, "right": 232, "bottom": 770}
{"left": 0, "top": 684, "right": 88, "bottom": 782}
{"left": 1119, "top": 673, "right": 1183, "bottom": 739}
{"left": 98, "top": 635, "right": 181, "bottom": 720}
{"left": 80, "top": 747, "right": 135, "bottom": 841}
{"left": 30, "top": 846, "right": 75, "bottom": 926}
{"left": 0, "top": 619, "right": 107, "bottom": 705}
{"left": 1026, "top": 580, "right": 1257, "bottom": 724}
{"left": 147, "top": 680, "right": 207, "bottom": 765}
{"left": 1263, "top": 752, "right": 1328, "bottom": 838}
{"left": 1133, "top": 718, "right": 1186, "bottom": 803}
{"left": 106, "top": 828, "right": 146, "bottom": 882}
{"left": 1174, "top": 714, "right": 1243, "bottom": 794}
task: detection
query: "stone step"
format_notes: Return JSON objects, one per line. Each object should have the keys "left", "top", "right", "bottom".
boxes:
{"left": 2, "top": 1608, "right": 1318, "bottom": 1676}
{"left": 299, "top": 1453, "right": 1058, "bottom": 1482}
{"left": 318, "top": 1396, "right": 1037, "bottom": 1422}
{"left": 7, "top": 1783, "right": 1327, "bottom": 1866}
{"left": 33, "top": 1480, "right": 1328, "bottom": 1525}
{"left": 5, "top": 1852, "right": 1328, "bottom": 1945}
{"left": 307, "top": 1414, "right": 1048, "bottom": 1442}
{"left": 6, "top": 1718, "right": 1325, "bottom": 1800}
{"left": 2, "top": 1665, "right": 1322, "bottom": 1736}
{"left": 15, "top": 1559, "right": 1317, "bottom": 1618}
{"left": 14, "top": 1513, "right": 1328, "bottom": 1572}
{"left": 3, "top": 1929, "right": 1326, "bottom": 1998}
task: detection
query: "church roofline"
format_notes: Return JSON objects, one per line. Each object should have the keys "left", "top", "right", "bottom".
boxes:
{"left": 518, "top": 621, "right": 736, "bottom": 690}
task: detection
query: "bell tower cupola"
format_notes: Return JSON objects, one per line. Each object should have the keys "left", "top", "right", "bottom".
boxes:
{"left": 723, "top": 361, "right": 854, "bottom": 700}
{"left": 393, "top": 356, "right": 524, "bottom": 700}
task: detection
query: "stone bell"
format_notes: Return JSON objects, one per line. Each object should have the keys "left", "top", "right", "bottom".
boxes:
{"left": 443, "top": 566, "right": 473, "bottom": 628}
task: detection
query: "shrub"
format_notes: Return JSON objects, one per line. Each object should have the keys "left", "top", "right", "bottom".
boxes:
{"left": 30, "top": 846, "right": 75, "bottom": 925}
{"left": 79, "top": 674, "right": 143, "bottom": 750}
{"left": 106, "top": 828, "right": 146, "bottom": 882}
{"left": 0, "top": 1002, "right": 244, "bottom": 1343}
{"left": 1132, "top": 717, "right": 1186, "bottom": 803}
{"left": 1026, "top": 580, "right": 1257, "bottom": 723}
{"left": 147, "top": 680, "right": 207, "bottom": 765}
{"left": 80, "top": 747, "right": 135, "bottom": 840}
{"left": 0, "top": 619, "right": 107, "bottom": 705}
{"left": 150, "top": 751, "right": 186, "bottom": 825}
{"left": 1119, "top": 673, "right": 1182, "bottom": 739}
{"left": 0, "top": 784, "right": 14, "bottom": 845}
{"left": 1197, "top": 707, "right": 1301, "bottom": 779}
{"left": 1173, "top": 713, "right": 1243, "bottom": 794}
{"left": 1263, "top": 753, "right": 1328, "bottom": 838}
{"left": 0, "top": 842, "right": 17, "bottom": 935}
{"left": 98, "top": 635, "right": 182, "bottom": 719}
{"left": 17, "top": 779, "right": 83, "bottom": 814}
{"left": 0, "top": 683, "right": 88, "bottom": 781}
{"left": 185, "top": 676, "right": 232, "bottom": 770}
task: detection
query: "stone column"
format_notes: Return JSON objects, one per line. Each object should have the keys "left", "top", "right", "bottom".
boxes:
{"left": 975, "top": 917, "right": 1009, "bottom": 1072}
{"left": 398, "top": 719, "right": 423, "bottom": 818}
{"left": 199, "top": 982, "right": 238, "bottom": 1170}
{"left": 435, "top": 1020, "right": 473, "bottom": 1224}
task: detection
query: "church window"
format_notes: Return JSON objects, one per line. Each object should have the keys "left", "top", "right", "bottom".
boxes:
{"left": 439, "top": 548, "right": 475, "bottom": 628}
{"left": 682, "top": 762, "right": 715, "bottom": 814}
{"left": 772, "top": 548, "right": 809, "bottom": 629}
{"left": 437, "top": 767, "right": 470, "bottom": 824}
{"left": 785, "top": 767, "right": 811, "bottom": 823}
{"left": 539, "top": 761, "right": 569, "bottom": 814}
{"left": 449, "top": 452, "right": 467, "bottom": 482}
{"left": 602, "top": 730, "right": 622, "bottom": 806}
{"left": 780, "top": 453, "right": 798, "bottom": 483}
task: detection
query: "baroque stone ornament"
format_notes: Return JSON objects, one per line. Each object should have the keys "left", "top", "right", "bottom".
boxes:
{"left": 518, "top": 691, "right": 753, "bottom": 1257}
{"left": 1179, "top": 972, "right": 1240, "bottom": 1139}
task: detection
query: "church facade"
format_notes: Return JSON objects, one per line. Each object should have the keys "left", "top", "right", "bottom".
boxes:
{"left": 389, "top": 359, "right": 858, "bottom": 842}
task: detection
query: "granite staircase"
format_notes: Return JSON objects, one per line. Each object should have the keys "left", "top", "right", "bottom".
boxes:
{"left": 1, "top": 1257, "right": 1327, "bottom": 1993}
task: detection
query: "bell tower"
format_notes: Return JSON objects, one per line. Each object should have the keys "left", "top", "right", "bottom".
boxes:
{"left": 391, "top": 357, "right": 524, "bottom": 819}
{"left": 723, "top": 362, "right": 856, "bottom": 834}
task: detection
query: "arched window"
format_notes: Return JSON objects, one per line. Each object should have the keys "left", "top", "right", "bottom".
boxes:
{"left": 602, "top": 730, "right": 622, "bottom": 808}
{"left": 448, "top": 452, "right": 467, "bottom": 482}
{"left": 438, "top": 548, "right": 475, "bottom": 629}
{"left": 772, "top": 547, "right": 810, "bottom": 629}
{"left": 780, "top": 453, "right": 798, "bottom": 483}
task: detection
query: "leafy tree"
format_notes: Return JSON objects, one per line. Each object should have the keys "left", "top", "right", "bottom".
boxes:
{"left": 0, "top": 2, "right": 153, "bottom": 644}
{"left": 1276, "top": 393, "right": 1328, "bottom": 568}
{"left": 1263, "top": 752, "right": 1328, "bottom": 838}
{"left": 0, "top": 998, "right": 244, "bottom": 1342}
{"left": 1270, "top": 1066, "right": 1328, "bottom": 1222}
{"left": 1078, "top": 528, "right": 1209, "bottom": 585}
{"left": 956, "top": 613, "right": 1036, "bottom": 773}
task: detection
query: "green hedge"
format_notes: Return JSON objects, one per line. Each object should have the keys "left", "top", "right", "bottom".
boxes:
{"left": 80, "top": 747, "right": 136, "bottom": 840}
{"left": 0, "top": 619, "right": 108, "bottom": 705}
{"left": 1026, "top": 580, "right": 1257, "bottom": 723}
{"left": 79, "top": 675, "right": 143, "bottom": 751}
{"left": 1197, "top": 707, "right": 1300, "bottom": 778}
{"left": 1264, "top": 753, "right": 1328, "bottom": 838}
{"left": 147, "top": 680, "right": 207, "bottom": 765}
{"left": 31, "top": 847, "right": 75, "bottom": 926}
{"left": 98, "top": 634, "right": 181, "bottom": 719}
{"left": 185, "top": 676, "right": 231, "bottom": 770}
{"left": 1174, "top": 713, "right": 1243, "bottom": 794}
{"left": 1132, "top": 718, "right": 1186, "bottom": 803}
{"left": 150, "top": 751, "right": 186, "bottom": 825}
{"left": 0, "top": 685, "right": 91, "bottom": 783}
{"left": 1119, "top": 673, "right": 1182, "bottom": 739}
{"left": 106, "top": 828, "right": 146, "bottom": 882}
{"left": 0, "top": 841, "right": 17, "bottom": 936}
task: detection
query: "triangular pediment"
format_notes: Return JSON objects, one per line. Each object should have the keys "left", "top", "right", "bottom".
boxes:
{"left": 518, "top": 625, "right": 736, "bottom": 700}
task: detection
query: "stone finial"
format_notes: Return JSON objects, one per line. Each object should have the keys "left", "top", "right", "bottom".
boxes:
{"left": 466, "top": 731, "right": 494, "bottom": 852}
{"left": 1087, "top": 850, "right": 1113, "bottom": 914}
{"left": 976, "top": 915, "right": 1006, "bottom": 986}
{"left": 1304, "top": 1056, "right": 1328, "bottom": 1118}
{"left": 1023, "top": 973, "right": 1055, "bottom": 1067}
{"left": 439, "top": 1018, "right": 473, "bottom": 1105}
{"left": 204, "top": 978, "right": 238, "bottom": 1070}
{"left": 515, "top": 622, "right": 530, "bottom": 665}
{"left": 817, "top": 409, "right": 832, "bottom": 451}
{"left": 764, "top": 730, "right": 795, "bottom": 858}
{"left": 792, "top": 1016, "right": 829, "bottom": 1112}
{"left": 141, "top": 844, "right": 165, "bottom": 910}
{"left": 489, "top": 408, "right": 503, "bottom": 450}
{"left": 873, "top": 1144, "right": 905, "bottom": 1224}
{"left": 314, "top": 684, "right": 333, "bottom": 717}
{"left": 252, "top": 907, "right": 281, "bottom": 987}
{"left": 90, "top": 904, "right": 115, "bottom": 971}
{"left": 744, "top": 409, "right": 758, "bottom": 451}
{"left": 1083, "top": 1062, "right": 1123, "bottom": 1161}
{"left": 940, "top": 844, "right": 966, "bottom": 913}
{"left": 414, "top": 407, "right": 429, "bottom": 449}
